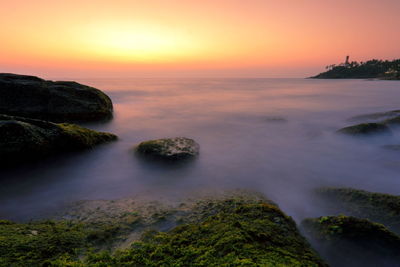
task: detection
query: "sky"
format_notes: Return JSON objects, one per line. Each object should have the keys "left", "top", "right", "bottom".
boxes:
{"left": 1, "top": 0, "right": 399, "bottom": 78}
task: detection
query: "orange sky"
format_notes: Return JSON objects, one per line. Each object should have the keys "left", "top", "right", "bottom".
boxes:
{"left": 1, "top": 0, "right": 399, "bottom": 78}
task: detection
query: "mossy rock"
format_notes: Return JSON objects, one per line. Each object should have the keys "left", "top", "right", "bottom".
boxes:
{"left": 314, "top": 187, "right": 400, "bottom": 234}
{"left": 50, "top": 198, "right": 327, "bottom": 266}
{"left": 0, "top": 220, "right": 88, "bottom": 266}
{"left": 0, "top": 219, "right": 131, "bottom": 266}
{"left": 135, "top": 137, "right": 200, "bottom": 161}
{"left": 302, "top": 215, "right": 400, "bottom": 267}
{"left": 337, "top": 122, "right": 390, "bottom": 135}
{"left": 0, "top": 73, "right": 113, "bottom": 122}
{"left": 0, "top": 114, "right": 117, "bottom": 166}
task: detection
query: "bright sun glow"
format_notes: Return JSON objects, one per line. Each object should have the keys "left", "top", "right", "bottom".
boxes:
{"left": 84, "top": 23, "right": 196, "bottom": 63}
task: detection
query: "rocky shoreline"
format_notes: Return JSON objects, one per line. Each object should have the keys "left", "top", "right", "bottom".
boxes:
{"left": 2, "top": 187, "right": 400, "bottom": 266}
{"left": 2, "top": 73, "right": 400, "bottom": 266}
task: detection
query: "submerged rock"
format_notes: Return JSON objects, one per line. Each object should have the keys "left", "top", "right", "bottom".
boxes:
{"left": 302, "top": 215, "right": 400, "bottom": 267}
{"left": 314, "top": 187, "right": 400, "bottom": 234}
{"left": 383, "top": 115, "right": 400, "bottom": 125}
{"left": 337, "top": 122, "right": 390, "bottom": 135}
{"left": 135, "top": 137, "right": 199, "bottom": 161}
{"left": 349, "top": 110, "right": 400, "bottom": 122}
{"left": 0, "top": 73, "right": 113, "bottom": 122}
{"left": 0, "top": 114, "right": 117, "bottom": 165}
{"left": 264, "top": 116, "right": 288, "bottom": 123}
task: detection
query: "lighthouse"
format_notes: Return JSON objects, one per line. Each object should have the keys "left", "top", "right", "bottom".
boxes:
{"left": 345, "top": 55, "right": 350, "bottom": 66}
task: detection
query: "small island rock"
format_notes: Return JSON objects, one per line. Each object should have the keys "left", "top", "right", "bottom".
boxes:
{"left": 0, "top": 114, "right": 117, "bottom": 165}
{"left": 337, "top": 122, "right": 390, "bottom": 135}
{"left": 0, "top": 73, "right": 113, "bottom": 122}
{"left": 135, "top": 137, "right": 199, "bottom": 161}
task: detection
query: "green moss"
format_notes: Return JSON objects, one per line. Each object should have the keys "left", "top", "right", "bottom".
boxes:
{"left": 0, "top": 221, "right": 88, "bottom": 266}
{"left": 0, "top": 195, "right": 328, "bottom": 266}
{"left": 135, "top": 140, "right": 164, "bottom": 155}
{"left": 51, "top": 199, "right": 327, "bottom": 266}
{"left": 302, "top": 215, "right": 400, "bottom": 266}
{"left": 0, "top": 115, "right": 117, "bottom": 166}
{"left": 337, "top": 122, "right": 390, "bottom": 135}
{"left": 0, "top": 220, "right": 132, "bottom": 266}
{"left": 315, "top": 187, "right": 400, "bottom": 234}
{"left": 58, "top": 123, "right": 117, "bottom": 149}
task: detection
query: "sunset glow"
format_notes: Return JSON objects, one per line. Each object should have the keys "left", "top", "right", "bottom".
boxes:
{"left": 1, "top": 0, "right": 399, "bottom": 77}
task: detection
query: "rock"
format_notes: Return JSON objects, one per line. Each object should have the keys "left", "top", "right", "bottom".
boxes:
{"left": 383, "top": 115, "right": 400, "bottom": 126}
{"left": 302, "top": 215, "right": 400, "bottom": 267}
{"left": 135, "top": 137, "right": 199, "bottom": 161}
{"left": 0, "top": 192, "right": 328, "bottom": 266}
{"left": 337, "top": 122, "right": 390, "bottom": 135}
{"left": 0, "top": 220, "right": 90, "bottom": 266}
{"left": 264, "top": 116, "right": 288, "bottom": 123}
{"left": 0, "top": 73, "right": 113, "bottom": 122}
{"left": 109, "top": 198, "right": 327, "bottom": 266}
{"left": 0, "top": 114, "right": 117, "bottom": 165}
{"left": 349, "top": 110, "right": 400, "bottom": 122}
{"left": 313, "top": 187, "right": 400, "bottom": 234}
{"left": 52, "top": 193, "right": 327, "bottom": 266}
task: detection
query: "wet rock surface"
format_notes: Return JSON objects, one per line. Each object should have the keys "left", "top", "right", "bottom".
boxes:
{"left": 135, "top": 137, "right": 200, "bottom": 161}
{"left": 313, "top": 187, "right": 400, "bottom": 234}
{"left": 349, "top": 110, "right": 400, "bottom": 122}
{"left": 0, "top": 114, "right": 117, "bottom": 166}
{"left": 302, "top": 215, "right": 400, "bottom": 267}
{"left": 337, "top": 122, "right": 390, "bottom": 135}
{"left": 0, "top": 73, "right": 113, "bottom": 122}
{"left": 41, "top": 191, "right": 326, "bottom": 266}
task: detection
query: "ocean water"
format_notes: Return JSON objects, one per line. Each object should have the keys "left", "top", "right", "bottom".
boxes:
{"left": 1, "top": 78, "right": 400, "bottom": 221}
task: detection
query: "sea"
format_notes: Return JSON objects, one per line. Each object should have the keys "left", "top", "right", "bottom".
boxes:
{"left": 1, "top": 78, "right": 400, "bottom": 222}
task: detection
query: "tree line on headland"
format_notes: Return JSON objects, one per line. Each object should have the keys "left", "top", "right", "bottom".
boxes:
{"left": 312, "top": 57, "right": 400, "bottom": 79}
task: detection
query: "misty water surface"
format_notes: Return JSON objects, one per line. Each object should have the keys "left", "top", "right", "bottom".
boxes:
{"left": 1, "top": 78, "right": 400, "bottom": 222}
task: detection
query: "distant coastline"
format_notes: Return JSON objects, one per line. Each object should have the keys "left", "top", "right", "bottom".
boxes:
{"left": 311, "top": 57, "right": 400, "bottom": 80}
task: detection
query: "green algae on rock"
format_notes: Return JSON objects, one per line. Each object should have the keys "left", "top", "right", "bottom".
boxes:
{"left": 338, "top": 112, "right": 400, "bottom": 136}
{"left": 302, "top": 215, "right": 400, "bottom": 267}
{"left": 0, "top": 219, "right": 133, "bottom": 267}
{"left": 0, "top": 114, "right": 117, "bottom": 165}
{"left": 0, "top": 220, "right": 88, "bottom": 266}
{"left": 7, "top": 191, "right": 326, "bottom": 266}
{"left": 49, "top": 197, "right": 327, "bottom": 266}
{"left": 337, "top": 122, "right": 390, "bottom": 135}
{"left": 314, "top": 187, "right": 400, "bottom": 234}
{"left": 0, "top": 73, "right": 113, "bottom": 122}
{"left": 135, "top": 137, "right": 200, "bottom": 161}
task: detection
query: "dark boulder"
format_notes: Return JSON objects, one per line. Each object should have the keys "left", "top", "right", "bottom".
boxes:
{"left": 0, "top": 73, "right": 113, "bottom": 122}
{"left": 0, "top": 114, "right": 117, "bottom": 166}
{"left": 313, "top": 187, "right": 400, "bottom": 234}
{"left": 302, "top": 215, "right": 400, "bottom": 267}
